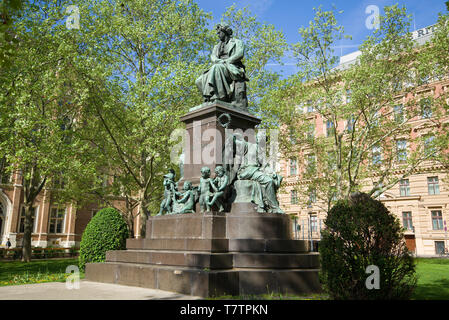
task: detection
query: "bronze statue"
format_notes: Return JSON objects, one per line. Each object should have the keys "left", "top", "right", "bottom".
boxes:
{"left": 157, "top": 169, "right": 177, "bottom": 215}
{"left": 195, "top": 23, "right": 248, "bottom": 109}
{"left": 208, "top": 165, "right": 229, "bottom": 212}
{"left": 174, "top": 181, "right": 196, "bottom": 214}
{"left": 197, "top": 166, "right": 212, "bottom": 212}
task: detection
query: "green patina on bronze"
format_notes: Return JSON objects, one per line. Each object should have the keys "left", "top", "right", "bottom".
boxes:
{"left": 195, "top": 23, "right": 248, "bottom": 109}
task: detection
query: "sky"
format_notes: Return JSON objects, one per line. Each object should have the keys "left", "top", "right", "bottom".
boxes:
{"left": 195, "top": 0, "right": 447, "bottom": 76}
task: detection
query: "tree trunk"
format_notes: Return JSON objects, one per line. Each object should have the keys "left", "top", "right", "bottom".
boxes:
{"left": 22, "top": 203, "right": 33, "bottom": 262}
{"left": 138, "top": 190, "right": 148, "bottom": 238}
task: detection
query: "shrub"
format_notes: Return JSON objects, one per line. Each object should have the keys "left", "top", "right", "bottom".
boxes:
{"left": 79, "top": 207, "right": 129, "bottom": 271}
{"left": 319, "top": 192, "right": 417, "bottom": 300}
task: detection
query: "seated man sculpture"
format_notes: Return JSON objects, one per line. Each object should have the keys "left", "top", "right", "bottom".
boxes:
{"left": 223, "top": 133, "right": 284, "bottom": 214}
{"left": 195, "top": 23, "right": 248, "bottom": 109}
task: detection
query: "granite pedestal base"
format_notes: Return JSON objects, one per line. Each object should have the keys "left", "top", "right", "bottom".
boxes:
{"left": 85, "top": 212, "right": 322, "bottom": 297}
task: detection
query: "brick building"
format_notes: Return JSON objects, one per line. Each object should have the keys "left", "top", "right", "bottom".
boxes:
{"left": 0, "top": 169, "right": 133, "bottom": 249}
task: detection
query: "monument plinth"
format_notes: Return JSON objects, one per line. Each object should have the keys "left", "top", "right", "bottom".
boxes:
{"left": 86, "top": 212, "right": 321, "bottom": 297}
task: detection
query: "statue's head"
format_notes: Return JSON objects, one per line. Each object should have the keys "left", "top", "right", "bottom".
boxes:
{"left": 183, "top": 181, "right": 192, "bottom": 190}
{"left": 216, "top": 23, "right": 233, "bottom": 40}
{"left": 201, "top": 166, "right": 211, "bottom": 178}
{"left": 215, "top": 165, "right": 225, "bottom": 177}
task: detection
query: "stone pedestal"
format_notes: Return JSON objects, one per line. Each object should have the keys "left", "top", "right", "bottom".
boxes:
{"left": 85, "top": 212, "right": 321, "bottom": 297}
{"left": 179, "top": 101, "right": 261, "bottom": 186}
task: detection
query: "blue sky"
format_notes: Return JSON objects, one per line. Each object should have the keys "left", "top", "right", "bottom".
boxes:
{"left": 195, "top": 0, "right": 447, "bottom": 76}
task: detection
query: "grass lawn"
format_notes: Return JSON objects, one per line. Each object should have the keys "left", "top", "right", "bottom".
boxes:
{"left": 412, "top": 258, "right": 449, "bottom": 300}
{"left": 0, "top": 259, "right": 84, "bottom": 287}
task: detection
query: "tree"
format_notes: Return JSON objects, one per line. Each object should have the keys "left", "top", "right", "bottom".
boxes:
{"left": 0, "top": 0, "right": 23, "bottom": 66}
{"left": 0, "top": 1, "right": 102, "bottom": 261}
{"left": 69, "top": 0, "right": 212, "bottom": 237}
{"left": 263, "top": 5, "right": 444, "bottom": 211}
{"left": 320, "top": 192, "right": 417, "bottom": 300}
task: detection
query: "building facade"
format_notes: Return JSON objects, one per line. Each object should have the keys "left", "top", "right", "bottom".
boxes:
{"left": 0, "top": 170, "right": 133, "bottom": 249}
{"left": 278, "top": 25, "right": 449, "bottom": 257}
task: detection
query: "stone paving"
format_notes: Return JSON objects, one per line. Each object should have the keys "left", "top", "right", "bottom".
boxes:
{"left": 0, "top": 280, "right": 202, "bottom": 300}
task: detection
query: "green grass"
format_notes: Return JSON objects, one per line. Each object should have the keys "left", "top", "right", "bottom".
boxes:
{"left": 210, "top": 258, "right": 449, "bottom": 300}
{"left": 413, "top": 258, "right": 449, "bottom": 300}
{"left": 0, "top": 259, "right": 84, "bottom": 287}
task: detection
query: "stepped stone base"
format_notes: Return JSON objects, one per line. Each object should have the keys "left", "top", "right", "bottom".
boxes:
{"left": 85, "top": 212, "right": 322, "bottom": 297}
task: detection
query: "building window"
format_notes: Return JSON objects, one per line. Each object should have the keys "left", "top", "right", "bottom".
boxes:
{"left": 346, "top": 89, "right": 352, "bottom": 104}
{"left": 399, "top": 179, "right": 410, "bottom": 197}
{"left": 18, "top": 207, "right": 38, "bottom": 233}
{"left": 420, "top": 98, "right": 432, "bottom": 119}
{"left": 397, "top": 140, "right": 407, "bottom": 162}
{"left": 307, "top": 154, "right": 316, "bottom": 174}
{"left": 435, "top": 241, "right": 446, "bottom": 255}
{"left": 402, "top": 212, "right": 413, "bottom": 231}
{"left": 326, "top": 120, "right": 334, "bottom": 137}
{"left": 372, "top": 145, "right": 382, "bottom": 165}
{"left": 289, "top": 158, "right": 297, "bottom": 176}
{"left": 307, "top": 100, "right": 314, "bottom": 113}
{"left": 49, "top": 208, "right": 66, "bottom": 234}
{"left": 291, "top": 190, "right": 298, "bottom": 205}
{"left": 310, "top": 215, "right": 318, "bottom": 232}
{"left": 346, "top": 117, "right": 355, "bottom": 132}
{"left": 431, "top": 210, "right": 443, "bottom": 230}
{"left": 394, "top": 104, "right": 404, "bottom": 123}
{"left": 424, "top": 135, "right": 436, "bottom": 157}
{"left": 306, "top": 123, "right": 315, "bottom": 140}
{"left": 308, "top": 188, "right": 317, "bottom": 205}
{"left": 428, "top": 177, "right": 440, "bottom": 195}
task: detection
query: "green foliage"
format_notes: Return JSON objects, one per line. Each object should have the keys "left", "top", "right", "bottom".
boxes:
{"left": 319, "top": 193, "right": 417, "bottom": 300}
{"left": 263, "top": 5, "right": 444, "bottom": 210}
{"left": 79, "top": 208, "right": 129, "bottom": 271}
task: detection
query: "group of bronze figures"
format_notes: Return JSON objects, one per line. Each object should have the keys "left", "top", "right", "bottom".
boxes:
{"left": 157, "top": 23, "right": 284, "bottom": 215}
{"left": 157, "top": 165, "right": 228, "bottom": 215}
{"left": 157, "top": 161, "right": 284, "bottom": 215}
{"left": 157, "top": 132, "right": 285, "bottom": 215}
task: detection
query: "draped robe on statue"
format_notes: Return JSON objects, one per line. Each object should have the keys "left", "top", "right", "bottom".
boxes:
{"left": 195, "top": 38, "right": 247, "bottom": 102}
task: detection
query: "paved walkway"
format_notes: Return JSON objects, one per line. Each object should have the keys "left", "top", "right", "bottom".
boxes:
{"left": 0, "top": 280, "right": 202, "bottom": 300}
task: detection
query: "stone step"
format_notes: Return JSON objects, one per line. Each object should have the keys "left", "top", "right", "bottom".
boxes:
{"left": 146, "top": 212, "right": 292, "bottom": 240}
{"left": 85, "top": 261, "right": 322, "bottom": 297}
{"left": 105, "top": 250, "right": 319, "bottom": 269}
{"left": 126, "top": 238, "right": 309, "bottom": 253}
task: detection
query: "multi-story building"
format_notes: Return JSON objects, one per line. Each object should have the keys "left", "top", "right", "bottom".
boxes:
{"left": 0, "top": 169, "right": 132, "bottom": 249}
{"left": 279, "top": 25, "right": 449, "bottom": 257}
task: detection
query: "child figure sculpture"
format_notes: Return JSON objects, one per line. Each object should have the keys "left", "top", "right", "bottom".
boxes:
{"left": 198, "top": 166, "right": 212, "bottom": 212}
{"left": 208, "top": 166, "right": 229, "bottom": 212}
{"left": 157, "top": 169, "right": 177, "bottom": 215}
{"left": 175, "top": 181, "right": 195, "bottom": 214}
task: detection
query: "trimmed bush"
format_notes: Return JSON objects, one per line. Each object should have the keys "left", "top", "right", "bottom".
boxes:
{"left": 79, "top": 208, "right": 129, "bottom": 271}
{"left": 319, "top": 192, "right": 417, "bottom": 300}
